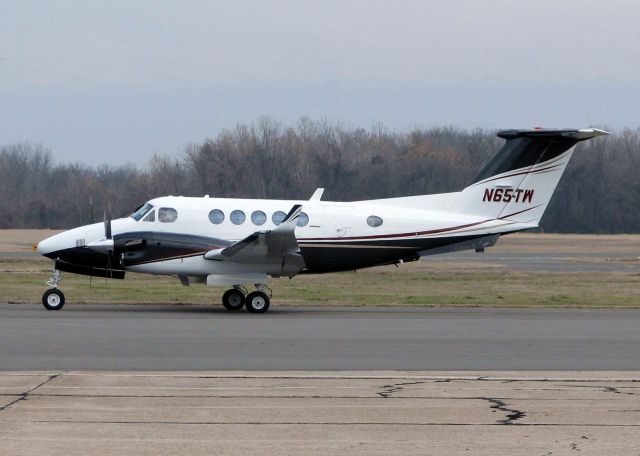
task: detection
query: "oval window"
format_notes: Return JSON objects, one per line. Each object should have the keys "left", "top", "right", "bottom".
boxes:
{"left": 251, "top": 210, "right": 267, "bottom": 225}
{"left": 297, "top": 212, "right": 309, "bottom": 227}
{"left": 230, "top": 210, "right": 246, "bottom": 225}
{"left": 367, "top": 215, "right": 383, "bottom": 227}
{"left": 272, "top": 211, "right": 286, "bottom": 226}
{"left": 158, "top": 207, "right": 178, "bottom": 223}
{"left": 208, "top": 209, "right": 224, "bottom": 225}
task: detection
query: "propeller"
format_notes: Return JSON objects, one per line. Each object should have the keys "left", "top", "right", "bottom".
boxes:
{"left": 104, "top": 210, "right": 112, "bottom": 240}
{"left": 88, "top": 202, "right": 147, "bottom": 276}
{"left": 104, "top": 204, "right": 114, "bottom": 279}
{"left": 89, "top": 205, "right": 115, "bottom": 253}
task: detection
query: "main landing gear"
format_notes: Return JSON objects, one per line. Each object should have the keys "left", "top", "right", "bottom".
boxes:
{"left": 42, "top": 269, "right": 65, "bottom": 310}
{"left": 221, "top": 284, "right": 271, "bottom": 313}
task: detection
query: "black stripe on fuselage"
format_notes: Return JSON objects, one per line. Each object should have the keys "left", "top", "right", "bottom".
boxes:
{"left": 299, "top": 234, "right": 489, "bottom": 273}
{"left": 43, "top": 246, "right": 123, "bottom": 270}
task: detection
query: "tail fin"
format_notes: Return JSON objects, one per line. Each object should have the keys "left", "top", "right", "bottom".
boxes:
{"left": 452, "top": 128, "right": 609, "bottom": 225}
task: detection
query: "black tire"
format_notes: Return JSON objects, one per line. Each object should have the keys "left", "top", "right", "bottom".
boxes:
{"left": 245, "top": 291, "right": 270, "bottom": 313}
{"left": 42, "top": 289, "right": 65, "bottom": 311}
{"left": 222, "top": 289, "right": 245, "bottom": 311}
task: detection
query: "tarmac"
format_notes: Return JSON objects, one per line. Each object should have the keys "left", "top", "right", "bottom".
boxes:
{"left": 2, "top": 305, "right": 639, "bottom": 371}
{"left": 1, "top": 371, "right": 639, "bottom": 455}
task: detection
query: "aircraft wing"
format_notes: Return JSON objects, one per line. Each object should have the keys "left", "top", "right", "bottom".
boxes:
{"left": 203, "top": 205, "right": 305, "bottom": 276}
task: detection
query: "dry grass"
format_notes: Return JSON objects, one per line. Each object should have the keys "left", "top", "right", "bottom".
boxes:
{"left": 0, "top": 229, "right": 62, "bottom": 253}
{"left": 1, "top": 230, "right": 639, "bottom": 308}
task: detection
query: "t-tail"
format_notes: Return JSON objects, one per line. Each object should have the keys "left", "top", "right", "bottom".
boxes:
{"left": 452, "top": 128, "right": 609, "bottom": 225}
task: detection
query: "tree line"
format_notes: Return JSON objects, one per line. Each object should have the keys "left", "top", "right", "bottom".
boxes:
{"left": 1, "top": 117, "right": 638, "bottom": 233}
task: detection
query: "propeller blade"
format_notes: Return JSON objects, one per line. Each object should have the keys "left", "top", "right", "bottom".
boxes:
{"left": 103, "top": 208, "right": 112, "bottom": 239}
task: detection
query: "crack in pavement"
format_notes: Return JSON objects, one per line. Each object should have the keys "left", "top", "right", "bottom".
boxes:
{"left": 602, "top": 386, "right": 636, "bottom": 396}
{"left": 559, "top": 384, "right": 638, "bottom": 395}
{"left": 375, "top": 377, "right": 492, "bottom": 398}
{"left": 482, "top": 397, "right": 526, "bottom": 425}
{"left": 376, "top": 381, "right": 430, "bottom": 398}
{"left": 18, "top": 420, "right": 640, "bottom": 427}
{"left": 375, "top": 379, "right": 528, "bottom": 425}
{"left": 0, "top": 374, "right": 60, "bottom": 413}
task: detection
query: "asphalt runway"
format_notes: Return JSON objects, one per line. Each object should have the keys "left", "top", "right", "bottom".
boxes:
{"left": 1, "top": 304, "right": 639, "bottom": 371}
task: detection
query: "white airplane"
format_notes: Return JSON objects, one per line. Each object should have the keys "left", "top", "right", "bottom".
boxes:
{"left": 37, "top": 128, "right": 608, "bottom": 313}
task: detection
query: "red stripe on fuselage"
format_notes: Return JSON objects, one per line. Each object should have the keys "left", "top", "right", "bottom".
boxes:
{"left": 298, "top": 219, "right": 492, "bottom": 242}
{"left": 299, "top": 206, "right": 543, "bottom": 243}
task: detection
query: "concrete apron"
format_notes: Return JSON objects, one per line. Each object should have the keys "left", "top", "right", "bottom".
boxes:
{"left": 1, "top": 371, "right": 639, "bottom": 455}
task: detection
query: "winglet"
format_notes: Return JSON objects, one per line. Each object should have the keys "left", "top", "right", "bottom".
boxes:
{"left": 275, "top": 204, "right": 302, "bottom": 232}
{"left": 309, "top": 188, "right": 324, "bottom": 201}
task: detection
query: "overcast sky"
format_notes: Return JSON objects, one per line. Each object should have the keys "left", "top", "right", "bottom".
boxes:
{"left": 1, "top": 0, "right": 638, "bottom": 165}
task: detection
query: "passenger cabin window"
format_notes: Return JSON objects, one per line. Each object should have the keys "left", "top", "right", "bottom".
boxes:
{"left": 297, "top": 212, "right": 309, "bottom": 227}
{"left": 230, "top": 210, "right": 246, "bottom": 225}
{"left": 367, "top": 215, "right": 383, "bottom": 227}
{"left": 251, "top": 210, "right": 267, "bottom": 226}
{"left": 272, "top": 211, "right": 286, "bottom": 226}
{"left": 209, "top": 209, "right": 224, "bottom": 225}
{"left": 131, "top": 203, "right": 153, "bottom": 221}
{"left": 158, "top": 207, "right": 178, "bottom": 223}
{"left": 143, "top": 210, "right": 155, "bottom": 222}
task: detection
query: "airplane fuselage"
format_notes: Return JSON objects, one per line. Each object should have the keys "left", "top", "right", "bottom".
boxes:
{"left": 39, "top": 194, "right": 517, "bottom": 279}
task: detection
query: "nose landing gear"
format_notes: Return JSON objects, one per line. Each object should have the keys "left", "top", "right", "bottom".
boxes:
{"left": 221, "top": 284, "right": 271, "bottom": 313}
{"left": 42, "top": 269, "right": 65, "bottom": 310}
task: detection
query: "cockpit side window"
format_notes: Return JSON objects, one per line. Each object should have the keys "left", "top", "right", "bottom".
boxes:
{"left": 158, "top": 207, "right": 178, "bottom": 223}
{"left": 131, "top": 203, "right": 153, "bottom": 221}
{"left": 143, "top": 210, "right": 155, "bottom": 222}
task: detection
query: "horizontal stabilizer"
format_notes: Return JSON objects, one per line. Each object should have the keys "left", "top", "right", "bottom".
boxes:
{"left": 497, "top": 128, "right": 609, "bottom": 141}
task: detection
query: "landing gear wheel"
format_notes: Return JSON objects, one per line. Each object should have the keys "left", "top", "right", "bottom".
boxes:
{"left": 245, "top": 291, "right": 270, "bottom": 313}
{"left": 222, "top": 289, "right": 245, "bottom": 311}
{"left": 42, "top": 289, "right": 65, "bottom": 311}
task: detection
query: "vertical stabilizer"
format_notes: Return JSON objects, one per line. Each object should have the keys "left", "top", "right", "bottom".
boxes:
{"left": 452, "top": 129, "right": 608, "bottom": 224}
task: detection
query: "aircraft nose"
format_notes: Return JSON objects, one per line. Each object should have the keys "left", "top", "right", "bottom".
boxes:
{"left": 37, "top": 232, "right": 74, "bottom": 258}
{"left": 37, "top": 223, "right": 112, "bottom": 260}
{"left": 37, "top": 236, "right": 58, "bottom": 257}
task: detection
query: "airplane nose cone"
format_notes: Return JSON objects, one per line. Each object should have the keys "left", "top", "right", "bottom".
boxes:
{"left": 37, "top": 231, "right": 76, "bottom": 258}
{"left": 37, "top": 236, "right": 60, "bottom": 256}
{"left": 36, "top": 223, "right": 115, "bottom": 261}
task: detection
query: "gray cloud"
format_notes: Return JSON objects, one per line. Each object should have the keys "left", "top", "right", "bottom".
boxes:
{"left": 1, "top": 0, "right": 638, "bottom": 164}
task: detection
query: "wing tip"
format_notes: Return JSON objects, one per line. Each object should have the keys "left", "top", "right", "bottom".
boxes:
{"left": 282, "top": 204, "right": 303, "bottom": 224}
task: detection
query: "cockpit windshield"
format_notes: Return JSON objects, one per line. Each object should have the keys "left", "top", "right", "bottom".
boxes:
{"left": 130, "top": 203, "right": 154, "bottom": 221}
